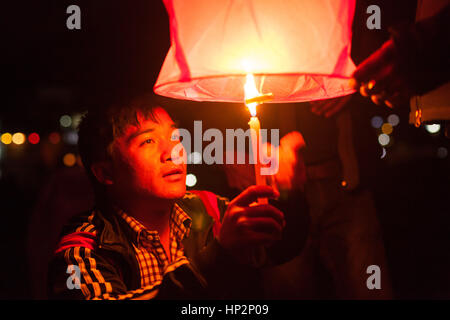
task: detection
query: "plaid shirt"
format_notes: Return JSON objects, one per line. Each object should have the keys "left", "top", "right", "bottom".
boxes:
{"left": 118, "top": 204, "right": 192, "bottom": 288}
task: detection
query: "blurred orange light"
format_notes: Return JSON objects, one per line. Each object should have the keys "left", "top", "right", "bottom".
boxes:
{"left": 12, "top": 132, "right": 26, "bottom": 145}
{"left": 381, "top": 123, "right": 393, "bottom": 135}
{"left": 28, "top": 133, "right": 40, "bottom": 144}
{"left": 1, "top": 133, "right": 12, "bottom": 145}
{"left": 49, "top": 132, "right": 61, "bottom": 144}
{"left": 63, "top": 153, "right": 76, "bottom": 167}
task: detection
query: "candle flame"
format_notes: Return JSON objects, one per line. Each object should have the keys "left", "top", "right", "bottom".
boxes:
{"left": 244, "top": 73, "right": 260, "bottom": 117}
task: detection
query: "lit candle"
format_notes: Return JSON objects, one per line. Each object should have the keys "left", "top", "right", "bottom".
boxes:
{"left": 244, "top": 74, "right": 273, "bottom": 204}
{"left": 248, "top": 115, "right": 266, "bottom": 187}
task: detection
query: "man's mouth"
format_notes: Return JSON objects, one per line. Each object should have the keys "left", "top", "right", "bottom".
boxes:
{"left": 162, "top": 168, "right": 184, "bottom": 182}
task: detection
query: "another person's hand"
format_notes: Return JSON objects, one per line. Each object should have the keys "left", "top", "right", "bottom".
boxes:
{"left": 350, "top": 39, "right": 411, "bottom": 108}
{"left": 217, "top": 186, "right": 284, "bottom": 261}
{"left": 223, "top": 132, "right": 307, "bottom": 192}
{"left": 265, "top": 131, "right": 306, "bottom": 191}
{"left": 310, "top": 95, "right": 352, "bottom": 118}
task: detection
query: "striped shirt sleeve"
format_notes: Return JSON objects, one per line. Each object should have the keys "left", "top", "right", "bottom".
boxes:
{"left": 56, "top": 246, "right": 192, "bottom": 300}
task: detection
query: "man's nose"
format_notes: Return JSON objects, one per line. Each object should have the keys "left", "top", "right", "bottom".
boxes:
{"left": 160, "top": 138, "right": 182, "bottom": 163}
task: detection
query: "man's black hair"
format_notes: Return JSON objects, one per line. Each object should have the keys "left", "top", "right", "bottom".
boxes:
{"left": 77, "top": 93, "right": 162, "bottom": 197}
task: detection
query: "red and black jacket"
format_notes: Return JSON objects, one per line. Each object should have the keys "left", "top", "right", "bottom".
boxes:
{"left": 47, "top": 190, "right": 308, "bottom": 300}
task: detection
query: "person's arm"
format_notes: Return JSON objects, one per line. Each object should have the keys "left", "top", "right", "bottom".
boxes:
{"left": 264, "top": 187, "right": 309, "bottom": 265}
{"left": 48, "top": 247, "right": 207, "bottom": 300}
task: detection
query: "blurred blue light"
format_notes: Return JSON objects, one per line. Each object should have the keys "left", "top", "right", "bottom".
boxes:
{"left": 371, "top": 116, "right": 383, "bottom": 129}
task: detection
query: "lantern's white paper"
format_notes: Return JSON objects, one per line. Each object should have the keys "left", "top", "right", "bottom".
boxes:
{"left": 154, "top": 0, "right": 356, "bottom": 103}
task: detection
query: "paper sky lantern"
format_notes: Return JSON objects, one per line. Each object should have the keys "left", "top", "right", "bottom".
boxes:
{"left": 154, "top": 0, "right": 357, "bottom": 103}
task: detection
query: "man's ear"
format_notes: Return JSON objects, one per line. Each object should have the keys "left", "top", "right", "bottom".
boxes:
{"left": 91, "top": 161, "right": 114, "bottom": 185}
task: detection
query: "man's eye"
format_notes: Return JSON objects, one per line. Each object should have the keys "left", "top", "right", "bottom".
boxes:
{"left": 171, "top": 134, "right": 181, "bottom": 141}
{"left": 141, "top": 138, "right": 155, "bottom": 146}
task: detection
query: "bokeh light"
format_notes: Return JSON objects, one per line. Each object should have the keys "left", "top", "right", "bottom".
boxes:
{"left": 371, "top": 116, "right": 383, "bottom": 129}
{"left": 63, "top": 131, "right": 79, "bottom": 145}
{"left": 186, "top": 173, "right": 197, "bottom": 187}
{"left": 381, "top": 123, "right": 393, "bottom": 135}
{"left": 437, "top": 147, "right": 448, "bottom": 159}
{"left": 378, "top": 134, "right": 390, "bottom": 146}
{"left": 387, "top": 114, "right": 400, "bottom": 126}
{"left": 71, "top": 113, "right": 83, "bottom": 129}
{"left": 63, "top": 153, "right": 77, "bottom": 167}
{"left": 28, "top": 133, "right": 40, "bottom": 144}
{"left": 59, "top": 115, "right": 72, "bottom": 128}
{"left": 12, "top": 132, "right": 26, "bottom": 145}
{"left": 425, "top": 124, "right": 440, "bottom": 134}
{"left": 49, "top": 132, "right": 61, "bottom": 144}
{"left": 1, "top": 133, "right": 12, "bottom": 145}
{"left": 188, "top": 152, "right": 202, "bottom": 164}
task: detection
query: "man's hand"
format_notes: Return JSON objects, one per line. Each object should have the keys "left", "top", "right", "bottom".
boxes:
{"left": 217, "top": 186, "right": 284, "bottom": 261}
{"left": 350, "top": 39, "right": 411, "bottom": 108}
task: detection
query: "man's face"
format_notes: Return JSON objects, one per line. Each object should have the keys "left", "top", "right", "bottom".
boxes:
{"left": 110, "top": 107, "right": 187, "bottom": 200}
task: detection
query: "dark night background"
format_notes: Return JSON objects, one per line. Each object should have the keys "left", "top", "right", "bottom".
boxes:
{"left": 1, "top": 0, "right": 449, "bottom": 299}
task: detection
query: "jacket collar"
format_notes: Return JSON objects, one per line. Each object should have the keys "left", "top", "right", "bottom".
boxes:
{"left": 115, "top": 203, "right": 192, "bottom": 246}
{"left": 93, "top": 200, "right": 193, "bottom": 250}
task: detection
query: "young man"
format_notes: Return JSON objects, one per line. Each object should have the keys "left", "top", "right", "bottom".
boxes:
{"left": 47, "top": 96, "right": 308, "bottom": 300}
